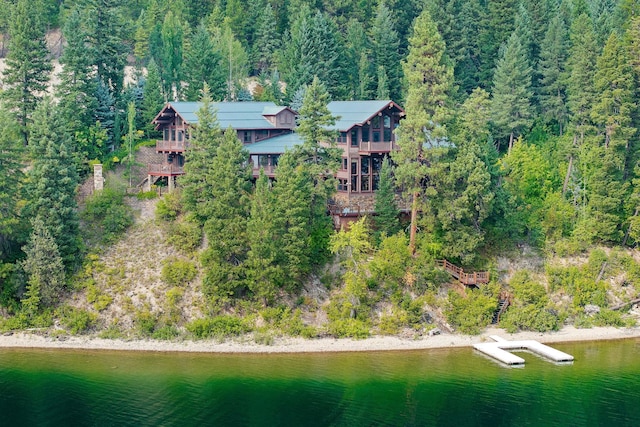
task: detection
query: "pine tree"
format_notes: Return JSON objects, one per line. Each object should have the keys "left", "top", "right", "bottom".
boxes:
{"left": 478, "top": 0, "right": 517, "bottom": 84}
{"left": 180, "top": 84, "right": 223, "bottom": 222}
{"left": 253, "top": 2, "right": 279, "bottom": 73}
{"left": 211, "top": 25, "right": 249, "bottom": 100}
{"left": 1, "top": 0, "right": 52, "bottom": 146}
{"left": 246, "top": 171, "right": 283, "bottom": 306}
{"left": 141, "top": 59, "right": 165, "bottom": 138}
{"left": 393, "top": 9, "right": 453, "bottom": 254}
{"left": 57, "top": 7, "right": 98, "bottom": 134}
{"left": 183, "top": 23, "right": 226, "bottom": 101}
{"left": 491, "top": 30, "right": 534, "bottom": 152}
{"left": 79, "top": 0, "right": 128, "bottom": 96}
{"left": 455, "top": 0, "right": 485, "bottom": 94}
{"left": 344, "top": 19, "right": 373, "bottom": 100}
{"left": 201, "top": 128, "right": 253, "bottom": 306}
{"left": 0, "top": 106, "right": 25, "bottom": 260}
{"left": 159, "top": 11, "right": 185, "bottom": 99}
{"left": 538, "top": 14, "right": 569, "bottom": 135}
{"left": 21, "top": 216, "right": 65, "bottom": 312}
{"left": 370, "top": 1, "right": 402, "bottom": 101}
{"left": 437, "top": 88, "right": 494, "bottom": 261}
{"left": 566, "top": 13, "right": 598, "bottom": 142}
{"left": 24, "top": 101, "right": 80, "bottom": 269}
{"left": 293, "top": 77, "right": 341, "bottom": 265}
{"left": 374, "top": 157, "right": 400, "bottom": 241}
{"left": 273, "top": 151, "right": 314, "bottom": 287}
{"left": 94, "top": 80, "right": 116, "bottom": 152}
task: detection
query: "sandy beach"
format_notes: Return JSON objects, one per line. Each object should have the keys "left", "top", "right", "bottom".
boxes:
{"left": 0, "top": 326, "right": 639, "bottom": 354}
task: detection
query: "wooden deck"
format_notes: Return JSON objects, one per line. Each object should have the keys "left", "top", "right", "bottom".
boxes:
{"left": 437, "top": 259, "right": 490, "bottom": 286}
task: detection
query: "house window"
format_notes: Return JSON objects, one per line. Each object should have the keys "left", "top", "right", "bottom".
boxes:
{"left": 351, "top": 160, "right": 358, "bottom": 192}
{"left": 256, "top": 130, "right": 269, "bottom": 141}
{"left": 362, "top": 124, "right": 370, "bottom": 142}
{"left": 259, "top": 155, "right": 269, "bottom": 167}
{"left": 342, "top": 158, "right": 348, "bottom": 170}
{"left": 337, "top": 132, "right": 347, "bottom": 143}
{"left": 171, "top": 129, "right": 176, "bottom": 141}
{"left": 361, "top": 157, "right": 370, "bottom": 192}
{"left": 272, "top": 154, "right": 280, "bottom": 167}
{"left": 243, "top": 131, "right": 252, "bottom": 143}
{"left": 384, "top": 115, "right": 392, "bottom": 141}
{"left": 338, "top": 179, "right": 348, "bottom": 191}
{"left": 351, "top": 128, "right": 359, "bottom": 147}
{"left": 163, "top": 128, "right": 169, "bottom": 141}
{"left": 178, "top": 131, "right": 183, "bottom": 142}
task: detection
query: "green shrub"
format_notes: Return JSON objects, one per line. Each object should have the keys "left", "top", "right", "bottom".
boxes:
{"left": 446, "top": 289, "right": 496, "bottom": 335}
{"left": 167, "top": 219, "right": 202, "bottom": 253}
{"left": 161, "top": 259, "right": 197, "bottom": 286}
{"left": 86, "top": 284, "right": 113, "bottom": 311}
{"left": 134, "top": 308, "right": 158, "bottom": 336}
{"left": 327, "top": 318, "right": 370, "bottom": 339}
{"left": 155, "top": 191, "right": 182, "bottom": 221}
{"left": 56, "top": 306, "right": 97, "bottom": 335}
{"left": 136, "top": 190, "right": 158, "bottom": 200}
{"left": 81, "top": 187, "right": 134, "bottom": 243}
{"left": 152, "top": 325, "right": 181, "bottom": 340}
{"left": 185, "top": 315, "right": 251, "bottom": 339}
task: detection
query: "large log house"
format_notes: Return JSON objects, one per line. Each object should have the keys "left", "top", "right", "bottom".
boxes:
{"left": 151, "top": 100, "right": 405, "bottom": 226}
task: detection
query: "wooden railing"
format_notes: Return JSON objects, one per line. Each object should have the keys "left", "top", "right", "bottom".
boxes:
{"left": 148, "top": 164, "right": 184, "bottom": 176}
{"left": 437, "top": 259, "right": 490, "bottom": 286}
{"left": 357, "top": 141, "right": 395, "bottom": 153}
{"left": 156, "top": 140, "right": 187, "bottom": 152}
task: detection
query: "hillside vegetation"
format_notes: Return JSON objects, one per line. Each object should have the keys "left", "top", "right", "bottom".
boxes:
{"left": 2, "top": 1, "right": 640, "bottom": 339}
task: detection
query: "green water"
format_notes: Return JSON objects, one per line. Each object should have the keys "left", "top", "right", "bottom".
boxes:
{"left": 0, "top": 339, "right": 639, "bottom": 426}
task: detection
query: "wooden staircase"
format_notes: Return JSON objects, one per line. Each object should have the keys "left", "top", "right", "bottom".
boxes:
{"left": 491, "top": 294, "right": 511, "bottom": 324}
{"left": 437, "top": 259, "right": 490, "bottom": 287}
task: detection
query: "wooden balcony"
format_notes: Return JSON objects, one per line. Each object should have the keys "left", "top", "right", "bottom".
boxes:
{"left": 357, "top": 140, "right": 395, "bottom": 153}
{"left": 252, "top": 165, "right": 277, "bottom": 178}
{"left": 148, "top": 164, "right": 184, "bottom": 176}
{"left": 156, "top": 140, "right": 187, "bottom": 153}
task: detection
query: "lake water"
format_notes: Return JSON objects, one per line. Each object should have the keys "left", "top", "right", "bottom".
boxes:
{"left": 0, "top": 338, "right": 639, "bottom": 426}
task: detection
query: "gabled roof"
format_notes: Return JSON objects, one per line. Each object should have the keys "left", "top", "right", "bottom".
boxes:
{"left": 245, "top": 133, "right": 304, "bottom": 155}
{"left": 327, "top": 100, "right": 404, "bottom": 131}
{"left": 154, "top": 102, "right": 296, "bottom": 130}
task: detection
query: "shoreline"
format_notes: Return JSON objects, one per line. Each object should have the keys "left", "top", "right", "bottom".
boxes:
{"left": 1, "top": 326, "right": 639, "bottom": 354}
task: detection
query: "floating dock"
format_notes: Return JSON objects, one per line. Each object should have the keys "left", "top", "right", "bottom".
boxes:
{"left": 473, "top": 335, "right": 574, "bottom": 365}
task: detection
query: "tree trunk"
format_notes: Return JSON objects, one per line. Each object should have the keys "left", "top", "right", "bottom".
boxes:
{"left": 508, "top": 132, "right": 514, "bottom": 154}
{"left": 623, "top": 207, "right": 639, "bottom": 246}
{"left": 562, "top": 155, "right": 573, "bottom": 196}
{"left": 409, "top": 190, "right": 419, "bottom": 256}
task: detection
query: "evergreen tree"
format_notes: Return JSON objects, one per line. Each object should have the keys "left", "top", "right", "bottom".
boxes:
{"left": 180, "top": 84, "right": 223, "bottom": 222}
{"left": 566, "top": 13, "right": 598, "bottom": 142}
{"left": 21, "top": 216, "right": 65, "bottom": 313}
{"left": 374, "top": 156, "right": 400, "bottom": 241}
{"left": 393, "top": 9, "right": 453, "bottom": 254}
{"left": 293, "top": 77, "right": 341, "bottom": 265}
{"left": 94, "top": 80, "right": 116, "bottom": 152}
{"left": 253, "top": 2, "right": 279, "bottom": 73}
{"left": 24, "top": 101, "right": 81, "bottom": 269}
{"left": 1, "top": 0, "right": 52, "bottom": 146}
{"left": 79, "top": 0, "right": 128, "bottom": 95}
{"left": 202, "top": 128, "right": 253, "bottom": 306}
{"left": 57, "top": 7, "right": 98, "bottom": 135}
{"left": 246, "top": 171, "right": 283, "bottom": 306}
{"left": 344, "top": 19, "right": 373, "bottom": 100}
{"left": 538, "top": 14, "right": 569, "bottom": 135}
{"left": 437, "top": 88, "right": 494, "bottom": 261}
{"left": 183, "top": 23, "right": 226, "bottom": 101}
{"left": 478, "top": 0, "right": 517, "bottom": 84}
{"left": 0, "top": 107, "right": 25, "bottom": 260}
{"left": 455, "top": 0, "right": 485, "bottom": 94}
{"left": 159, "top": 11, "right": 185, "bottom": 99}
{"left": 491, "top": 30, "right": 534, "bottom": 152}
{"left": 370, "top": 1, "right": 402, "bottom": 101}
{"left": 211, "top": 25, "right": 249, "bottom": 100}
{"left": 273, "top": 151, "right": 314, "bottom": 287}
{"left": 141, "top": 59, "right": 165, "bottom": 138}
{"left": 580, "top": 32, "right": 636, "bottom": 243}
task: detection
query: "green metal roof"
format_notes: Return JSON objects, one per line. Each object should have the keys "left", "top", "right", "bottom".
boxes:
{"left": 327, "top": 100, "right": 400, "bottom": 131}
{"left": 166, "top": 101, "right": 290, "bottom": 130}
{"left": 245, "top": 133, "right": 304, "bottom": 154}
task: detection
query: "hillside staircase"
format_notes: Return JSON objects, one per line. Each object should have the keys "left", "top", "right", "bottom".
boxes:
{"left": 491, "top": 293, "right": 511, "bottom": 324}
{"left": 437, "top": 259, "right": 490, "bottom": 287}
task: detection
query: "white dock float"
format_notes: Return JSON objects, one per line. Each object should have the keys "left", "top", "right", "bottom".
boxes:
{"left": 473, "top": 336, "right": 574, "bottom": 366}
